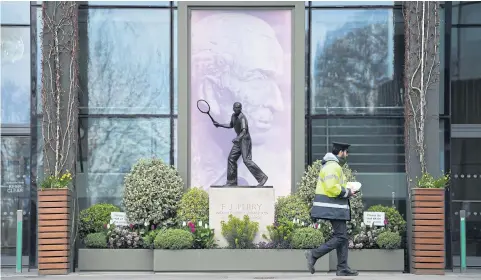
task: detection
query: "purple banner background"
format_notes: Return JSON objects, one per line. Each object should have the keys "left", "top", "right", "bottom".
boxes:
{"left": 190, "top": 9, "right": 292, "bottom": 198}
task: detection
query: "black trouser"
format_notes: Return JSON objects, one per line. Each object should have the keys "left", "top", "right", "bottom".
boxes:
{"left": 226, "top": 137, "right": 266, "bottom": 185}
{"left": 311, "top": 219, "right": 349, "bottom": 271}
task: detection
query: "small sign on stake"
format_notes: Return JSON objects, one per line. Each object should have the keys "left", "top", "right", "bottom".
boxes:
{"left": 363, "top": 211, "right": 386, "bottom": 227}
{"left": 110, "top": 212, "right": 129, "bottom": 227}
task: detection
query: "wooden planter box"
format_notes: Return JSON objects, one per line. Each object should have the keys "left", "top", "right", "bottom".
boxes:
{"left": 38, "top": 189, "right": 71, "bottom": 275}
{"left": 411, "top": 188, "right": 445, "bottom": 275}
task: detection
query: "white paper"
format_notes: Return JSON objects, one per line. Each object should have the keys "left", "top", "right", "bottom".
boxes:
{"left": 363, "top": 211, "right": 386, "bottom": 227}
{"left": 346, "top": 181, "right": 362, "bottom": 192}
{"left": 111, "top": 212, "right": 129, "bottom": 227}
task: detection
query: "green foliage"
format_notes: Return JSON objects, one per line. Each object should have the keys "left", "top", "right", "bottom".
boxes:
{"left": 123, "top": 158, "right": 184, "bottom": 226}
{"left": 221, "top": 215, "right": 259, "bottom": 249}
{"left": 154, "top": 229, "right": 194, "bottom": 250}
{"left": 40, "top": 171, "right": 72, "bottom": 189}
{"left": 143, "top": 228, "right": 162, "bottom": 249}
{"left": 84, "top": 232, "right": 107, "bottom": 248}
{"left": 367, "top": 205, "right": 406, "bottom": 233}
{"left": 376, "top": 231, "right": 402, "bottom": 249}
{"left": 177, "top": 187, "right": 209, "bottom": 224}
{"left": 79, "top": 203, "right": 120, "bottom": 240}
{"left": 107, "top": 227, "right": 143, "bottom": 249}
{"left": 262, "top": 221, "right": 298, "bottom": 249}
{"left": 416, "top": 172, "right": 450, "bottom": 189}
{"left": 290, "top": 227, "right": 325, "bottom": 249}
{"left": 275, "top": 195, "right": 311, "bottom": 226}
{"left": 182, "top": 221, "right": 217, "bottom": 249}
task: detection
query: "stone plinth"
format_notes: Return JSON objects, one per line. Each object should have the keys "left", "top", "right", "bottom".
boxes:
{"left": 209, "top": 186, "right": 275, "bottom": 248}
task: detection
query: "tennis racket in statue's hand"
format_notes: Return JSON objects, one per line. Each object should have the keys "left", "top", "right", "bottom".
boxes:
{"left": 196, "top": 99, "right": 218, "bottom": 126}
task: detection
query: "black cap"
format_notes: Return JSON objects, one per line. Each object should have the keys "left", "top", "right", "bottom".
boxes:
{"left": 332, "top": 142, "right": 350, "bottom": 151}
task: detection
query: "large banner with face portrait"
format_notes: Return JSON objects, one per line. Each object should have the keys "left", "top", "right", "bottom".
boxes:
{"left": 189, "top": 9, "right": 292, "bottom": 198}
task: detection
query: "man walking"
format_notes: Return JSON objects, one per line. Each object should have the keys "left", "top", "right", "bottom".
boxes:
{"left": 213, "top": 102, "right": 268, "bottom": 186}
{"left": 305, "top": 142, "right": 359, "bottom": 276}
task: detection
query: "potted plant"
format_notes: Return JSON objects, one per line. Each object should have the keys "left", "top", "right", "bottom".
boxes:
{"left": 38, "top": 171, "right": 73, "bottom": 275}
{"left": 411, "top": 172, "right": 449, "bottom": 275}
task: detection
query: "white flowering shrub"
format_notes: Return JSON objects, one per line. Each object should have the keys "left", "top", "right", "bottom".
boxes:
{"left": 122, "top": 158, "right": 184, "bottom": 226}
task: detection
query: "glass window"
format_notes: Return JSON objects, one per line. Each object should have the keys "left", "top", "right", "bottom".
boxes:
{"left": 311, "top": 118, "right": 405, "bottom": 173}
{"left": 36, "top": 8, "right": 43, "bottom": 114}
{"left": 311, "top": 1, "right": 396, "bottom": 7}
{"left": 173, "top": 9, "right": 178, "bottom": 114}
{"left": 311, "top": 118, "right": 406, "bottom": 212}
{"left": 0, "top": 1, "right": 30, "bottom": 25}
{"left": 451, "top": 27, "right": 481, "bottom": 124}
{"left": 452, "top": 1, "right": 481, "bottom": 25}
{"left": 87, "top": 1, "right": 170, "bottom": 6}
{"left": 1, "top": 27, "right": 31, "bottom": 125}
{"left": 77, "top": 117, "right": 170, "bottom": 209}
{"left": 310, "top": 9, "right": 404, "bottom": 115}
{"left": 78, "top": 9, "right": 171, "bottom": 115}
{"left": 1, "top": 136, "right": 31, "bottom": 265}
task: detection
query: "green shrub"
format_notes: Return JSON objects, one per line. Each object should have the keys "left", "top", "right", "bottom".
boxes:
{"left": 290, "top": 227, "right": 325, "bottom": 249}
{"left": 275, "top": 195, "right": 311, "bottom": 226}
{"left": 154, "top": 228, "right": 194, "bottom": 250}
{"left": 367, "top": 205, "right": 406, "bottom": 233}
{"left": 143, "top": 229, "right": 162, "bottom": 249}
{"left": 262, "top": 221, "right": 297, "bottom": 249}
{"left": 123, "top": 159, "right": 184, "bottom": 226}
{"left": 79, "top": 203, "right": 120, "bottom": 239}
{"left": 177, "top": 187, "right": 209, "bottom": 224}
{"left": 376, "top": 231, "right": 402, "bottom": 249}
{"left": 84, "top": 232, "right": 107, "bottom": 248}
{"left": 417, "top": 172, "right": 450, "bottom": 189}
{"left": 221, "top": 215, "right": 258, "bottom": 249}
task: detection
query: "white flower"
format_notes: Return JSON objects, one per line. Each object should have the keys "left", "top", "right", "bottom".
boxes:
{"left": 144, "top": 221, "right": 149, "bottom": 227}
{"left": 205, "top": 224, "right": 208, "bottom": 229}
{"left": 301, "top": 222, "right": 305, "bottom": 226}
{"left": 292, "top": 218, "right": 296, "bottom": 223}
{"left": 182, "top": 221, "right": 186, "bottom": 227}
{"left": 107, "top": 224, "right": 110, "bottom": 229}
{"left": 361, "top": 222, "right": 365, "bottom": 227}
{"left": 199, "top": 220, "right": 203, "bottom": 227}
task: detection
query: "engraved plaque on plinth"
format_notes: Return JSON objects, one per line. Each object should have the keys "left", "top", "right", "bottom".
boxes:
{"left": 209, "top": 186, "right": 275, "bottom": 248}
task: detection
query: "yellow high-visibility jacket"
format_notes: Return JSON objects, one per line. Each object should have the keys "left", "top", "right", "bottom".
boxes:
{"left": 310, "top": 153, "right": 352, "bottom": 221}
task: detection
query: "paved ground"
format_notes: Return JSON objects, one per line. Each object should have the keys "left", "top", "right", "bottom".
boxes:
{"left": 2, "top": 271, "right": 481, "bottom": 280}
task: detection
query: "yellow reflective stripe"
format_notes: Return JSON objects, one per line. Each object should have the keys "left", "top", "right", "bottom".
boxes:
{"left": 313, "top": 202, "right": 349, "bottom": 209}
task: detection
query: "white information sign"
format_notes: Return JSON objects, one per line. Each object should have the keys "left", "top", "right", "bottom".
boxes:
{"left": 363, "top": 211, "right": 386, "bottom": 227}
{"left": 111, "top": 212, "right": 129, "bottom": 227}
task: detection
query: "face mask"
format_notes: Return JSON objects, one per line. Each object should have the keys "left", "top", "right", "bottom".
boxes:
{"left": 338, "top": 155, "right": 347, "bottom": 166}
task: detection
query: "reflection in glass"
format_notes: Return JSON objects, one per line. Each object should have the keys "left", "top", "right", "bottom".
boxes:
{"left": 311, "top": 1, "right": 395, "bottom": 7}
{"left": 78, "top": 118, "right": 170, "bottom": 209}
{"left": 78, "top": 9, "right": 171, "bottom": 115}
{"left": 311, "top": 118, "right": 405, "bottom": 173}
{"left": 36, "top": 8, "right": 43, "bottom": 114}
{"left": 1, "top": 137, "right": 30, "bottom": 263}
{"left": 452, "top": 1, "right": 481, "bottom": 25}
{"left": 0, "top": 1, "right": 30, "bottom": 25}
{"left": 310, "top": 9, "right": 403, "bottom": 115}
{"left": 451, "top": 28, "right": 481, "bottom": 124}
{"left": 1, "top": 27, "right": 31, "bottom": 125}
{"left": 87, "top": 1, "right": 170, "bottom": 6}
{"left": 173, "top": 10, "right": 178, "bottom": 114}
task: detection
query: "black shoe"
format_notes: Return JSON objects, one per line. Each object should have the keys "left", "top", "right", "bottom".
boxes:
{"left": 304, "top": 250, "right": 316, "bottom": 274}
{"left": 257, "top": 176, "right": 268, "bottom": 186}
{"left": 336, "top": 268, "right": 359, "bottom": 276}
